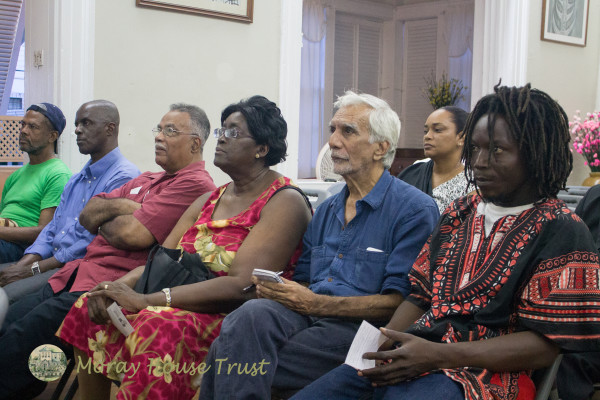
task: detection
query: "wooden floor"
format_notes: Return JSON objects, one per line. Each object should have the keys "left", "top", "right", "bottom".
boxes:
{"left": 33, "top": 374, "right": 117, "bottom": 400}
{"left": 32, "top": 372, "right": 600, "bottom": 400}
{"left": 33, "top": 375, "right": 201, "bottom": 400}
{"left": 34, "top": 373, "right": 80, "bottom": 400}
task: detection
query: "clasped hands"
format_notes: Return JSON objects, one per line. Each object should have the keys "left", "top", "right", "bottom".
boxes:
{"left": 358, "top": 328, "right": 443, "bottom": 387}
{"left": 254, "top": 277, "right": 442, "bottom": 386}
{"left": 86, "top": 281, "right": 147, "bottom": 325}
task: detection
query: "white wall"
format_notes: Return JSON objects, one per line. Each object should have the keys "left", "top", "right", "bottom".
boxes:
{"left": 527, "top": 0, "right": 600, "bottom": 186}
{"left": 93, "top": 0, "right": 284, "bottom": 186}
{"left": 25, "top": 0, "right": 95, "bottom": 171}
{"left": 28, "top": 0, "right": 599, "bottom": 188}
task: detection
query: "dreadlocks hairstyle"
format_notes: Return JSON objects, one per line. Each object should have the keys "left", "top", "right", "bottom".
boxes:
{"left": 462, "top": 83, "right": 572, "bottom": 199}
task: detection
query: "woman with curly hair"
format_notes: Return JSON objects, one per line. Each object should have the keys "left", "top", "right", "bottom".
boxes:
{"left": 57, "top": 96, "right": 312, "bottom": 400}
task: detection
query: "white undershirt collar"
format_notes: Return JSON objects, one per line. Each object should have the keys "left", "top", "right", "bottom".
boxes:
{"left": 477, "top": 201, "right": 534, "bottom": 237}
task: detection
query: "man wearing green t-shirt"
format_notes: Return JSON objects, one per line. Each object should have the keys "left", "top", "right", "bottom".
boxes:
{"left": 0, "top": 103, "right": 71, "bottom": 263}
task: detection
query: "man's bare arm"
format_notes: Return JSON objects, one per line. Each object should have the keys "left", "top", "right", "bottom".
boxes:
{"left": 311, "top": 292, "right": 402, "bottom": 321}
{"left": 256, "top": 278, "right": 403, "bottom": 321}
{"left": 0, "top": 255, "right": 64, "bottom": 286}
{"left": 358, "top": 303, "right": 558, "bottom": 386}
{"left": 435, "top": 330, "right": 559, "bottom": 372}
{"left": 98, "top": 215, "right": 155, "bottom": 250}
{"left": 79, "top": 197, "right": 141, "bottom": 234}
{"left": 0, "top": 207, "right": 57, "bottom": 244}
{"left": 385, "top": 300, "right": 427, "bottom": 332}
{"left": 13, "top": 253, "right": 42, "bottom": 267}
{"left": 360, "top": 329, "right": 559, "bottom": 386}
{"left": 36, "top": 256, "right": 64, "bottom": 273}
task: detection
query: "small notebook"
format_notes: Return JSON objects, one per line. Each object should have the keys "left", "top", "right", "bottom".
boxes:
{"left": 251, "top": 268, "right": 284, "bottom": 283}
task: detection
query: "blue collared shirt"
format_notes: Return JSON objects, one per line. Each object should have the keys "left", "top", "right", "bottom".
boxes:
{"left": 293, "top": 170, "right": 439, "bottom": 297}
{"left": 26, "top": 148, "right": 140, "bottom": 263}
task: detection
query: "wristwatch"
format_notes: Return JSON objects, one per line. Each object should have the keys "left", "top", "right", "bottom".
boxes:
{"left": 31, "top": 261, "right": 41, "bottom": 276}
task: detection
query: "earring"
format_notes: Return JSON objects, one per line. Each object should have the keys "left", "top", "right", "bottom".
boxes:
{"left": 255, "top": 154, "right": 260, "bottom": 159}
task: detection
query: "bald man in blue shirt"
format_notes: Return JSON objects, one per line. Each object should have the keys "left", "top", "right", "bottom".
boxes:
{"left": 0, "top": 100, "right": 139, "bottom": 303}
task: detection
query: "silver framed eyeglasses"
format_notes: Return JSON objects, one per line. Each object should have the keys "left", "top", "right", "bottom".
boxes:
{"left": 152, "top": 126, "right": 198, "bottom": 138}
{"left": 213, "top": 127, "right": 241, "bottom": 139}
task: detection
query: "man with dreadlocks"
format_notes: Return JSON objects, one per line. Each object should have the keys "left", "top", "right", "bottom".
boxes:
{"left": 290, "top": 84, "right": 600, "bottom": 400}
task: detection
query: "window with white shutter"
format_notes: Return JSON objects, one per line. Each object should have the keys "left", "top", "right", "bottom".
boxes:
{"left": 0, "top": 0, "right": 23, "bottom": 115}
{"left": 298, "top": 0, "right": 473, "bottom": 177}
{"left": 396, "top": 18, "right": 438, "bottom": 148}
{"left": 333, "top": 14, "right": 381, "bottom": 101}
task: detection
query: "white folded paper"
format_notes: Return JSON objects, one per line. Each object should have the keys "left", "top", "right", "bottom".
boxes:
{"left": 344, "top": 320, "right": 386, "bottom": 370}
{"left": 107, "top": 302, "right": 134, "bottom": 337}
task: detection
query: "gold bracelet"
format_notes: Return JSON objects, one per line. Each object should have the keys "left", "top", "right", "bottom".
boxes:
{"left": 162, "top": 288, "right": 172, "bottom": 307}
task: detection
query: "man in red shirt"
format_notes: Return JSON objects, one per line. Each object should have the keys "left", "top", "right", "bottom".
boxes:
{"left": 0, "top": 103, "right": 216, "bottom": 399}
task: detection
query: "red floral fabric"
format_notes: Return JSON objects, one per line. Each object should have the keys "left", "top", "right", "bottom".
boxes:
{"left": 57, "top": 177, "right": 302, "bottom": 400}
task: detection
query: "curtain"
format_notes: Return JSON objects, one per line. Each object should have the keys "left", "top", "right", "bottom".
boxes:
{"left": 471, "top": 0, "right": 529, "bottom": 109}
{"left": 443, "top": 3, "right": 474, "bottom": 111}
{"left": 298, "top": 0, "right": 326, "bottom": 178}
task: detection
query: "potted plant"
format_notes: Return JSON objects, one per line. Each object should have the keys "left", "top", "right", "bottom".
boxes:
{"left": 422, "top": 72, "right": 467, "bottom": 109}
{"left": 570, "top": 110, "right": 600, "bottom": 186}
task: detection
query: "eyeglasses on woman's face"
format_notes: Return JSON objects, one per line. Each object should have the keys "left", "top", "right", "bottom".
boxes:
{"left": 213, "top": 127, "right": 243, "bottom": 139}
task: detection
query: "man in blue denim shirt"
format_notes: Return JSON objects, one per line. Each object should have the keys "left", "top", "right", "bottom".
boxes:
{"left": 0, "top": 100, "right": 140, "bottom": 303}
{"left": 200, "top": 91, "right": 439, "bottom": 399}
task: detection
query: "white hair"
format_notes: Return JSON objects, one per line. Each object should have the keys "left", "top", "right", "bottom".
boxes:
{"left": 333, "top": 91, "right": 400, "bottom": 169}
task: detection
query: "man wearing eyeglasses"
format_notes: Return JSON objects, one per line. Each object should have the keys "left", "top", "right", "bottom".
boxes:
{"left": 0, "top": 103, "right": 216, "bottom": 399}
{"left": 0, "top": 103, "right": 72, "bottom": 264}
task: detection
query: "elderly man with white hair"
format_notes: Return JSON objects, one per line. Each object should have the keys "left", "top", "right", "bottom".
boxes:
{"left": 199, "top": 91, "right": 440, "bottom": 399}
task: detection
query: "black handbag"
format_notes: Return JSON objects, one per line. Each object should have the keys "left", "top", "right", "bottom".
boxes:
{"left": 133, "top": 245, "right": 215, "bottom": 294}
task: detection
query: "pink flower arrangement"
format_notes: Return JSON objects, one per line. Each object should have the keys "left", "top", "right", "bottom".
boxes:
{"left": 570, "top": 110, "right": 600, "bottom": 172}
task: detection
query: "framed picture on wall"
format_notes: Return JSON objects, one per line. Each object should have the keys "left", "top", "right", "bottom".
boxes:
{"left": 541, "top": 0, "right": 589, "bottom": 47}
{"left": 136, "top": 0, "right": 253, "bottom": 23}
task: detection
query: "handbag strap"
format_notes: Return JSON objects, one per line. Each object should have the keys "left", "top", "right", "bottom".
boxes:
{"left": 273, "top": 185, "right": 313, "bottom": 213}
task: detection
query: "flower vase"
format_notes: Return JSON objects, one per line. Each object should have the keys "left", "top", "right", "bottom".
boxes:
{"left": 582, "top": 171, "right": 600, "bottom": 186}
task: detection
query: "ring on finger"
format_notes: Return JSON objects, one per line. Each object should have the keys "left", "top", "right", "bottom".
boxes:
{"left": 104, "top": 284, "right": 109, "bottom": 290}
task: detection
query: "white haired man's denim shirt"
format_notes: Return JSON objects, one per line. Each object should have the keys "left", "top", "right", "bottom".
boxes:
{"left": 293, "top": 169, "right": 440, "bottom": 298}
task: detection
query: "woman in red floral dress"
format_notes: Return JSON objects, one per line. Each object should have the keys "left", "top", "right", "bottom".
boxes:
{"left": 56, "top": 96, "right": 312, "bottom": 400}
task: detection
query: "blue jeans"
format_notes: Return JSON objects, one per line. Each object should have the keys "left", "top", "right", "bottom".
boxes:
{"left": 0, "top": 283, "right": 84, "bottom": 399}
{"left": 290, "top": 364, "right": 464, "bottom": 400}
{"left": 199, "top": 299, "right": 361, "bottom": 399}
{"left": 557, "top": 352, "right": 600, "bottom": 400}
{"left": 0, "top": 239, "right": 26, "bottom": 264}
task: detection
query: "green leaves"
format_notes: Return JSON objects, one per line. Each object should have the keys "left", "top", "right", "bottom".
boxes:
{"left": 422, "top": 72, "right": 468, "bottom": 110}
